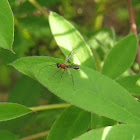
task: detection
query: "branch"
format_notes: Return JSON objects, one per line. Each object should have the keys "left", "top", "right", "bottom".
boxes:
{"left": 19, "top": 131, "right": 49, "bottom": 140}
{"left": 126, "top": 0, "right": 140, "bottom": 72}
{"left": 30, "top": 103, "right": 71, "bottom": 112}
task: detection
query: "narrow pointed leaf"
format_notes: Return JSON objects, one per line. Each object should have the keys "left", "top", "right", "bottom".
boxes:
{"left": 47, "top": 105, "right": 91, "bottom": 140}
{"left": 102, "top": 34, "right": 137, "bottom": 79}
{"left": 10, "top": 56, "right": 55, "bottom": 78}
{"left": 49, "top": 12, "right": 96, "bottom": 70}
{"left": 116, "top": 75, "right": 140, "bottom": 95}
{"left": 75, "top": 124, "right": 140, "bottom": 140}
{"left": 11, "top": 57, "right": 140, "bottom": 124}
{"left": 0, "top": 103, "right": 32, "bottom": 121}
{"left": 0, "top": 0, "right": 14, "bottom": 52}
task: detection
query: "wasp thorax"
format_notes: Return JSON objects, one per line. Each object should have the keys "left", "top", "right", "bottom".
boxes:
{"left": 60, "top": 63, "right": 66, "bottom": 69}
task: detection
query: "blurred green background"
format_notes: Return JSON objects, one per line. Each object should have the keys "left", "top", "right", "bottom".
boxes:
{"left": 0, "top": 0, "right": 140, "bottom": 139}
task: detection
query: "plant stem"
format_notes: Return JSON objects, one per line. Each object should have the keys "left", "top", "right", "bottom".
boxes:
{"left": 126, "top": 0, "right": 140, "bottom": 72}
{"left": 19, "top": 130, "right": 49, "bottom": 140}
{"left": 30, "top": 103, "right": 71, "bottom": 112}
{"left": 28, "top": 0, "right": 49, "bottom": 18}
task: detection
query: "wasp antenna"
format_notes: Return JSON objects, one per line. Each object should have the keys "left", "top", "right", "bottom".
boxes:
{"left": 37, "top": 64, "right": 56, "bottom": 80}
{"left": 48, "top": 56, "right": 57, "bottom": 64}
{"left": 70, "top": 73, "right": 75, "bottom": 91}
{"left": 27, "top": 63, "right": 47, "bottom": 69}
{"left": 59, "top": 69, "right": 65, "bottom": 83}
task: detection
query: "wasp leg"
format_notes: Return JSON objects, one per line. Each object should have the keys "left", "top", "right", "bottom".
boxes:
{"left": 66, "top": 69, "right": 75, "bottom": 90}
{"left": 48, "top": 68, "right": 61, "bottom": 80}
{"left": 71, "top": 73, "right": 75, "bottom": 90}
{"left": 37, "top": 64, "right": 56, "bottom": 79}
{"left": 59, "top": 69, "right": 65, "bottom": 83}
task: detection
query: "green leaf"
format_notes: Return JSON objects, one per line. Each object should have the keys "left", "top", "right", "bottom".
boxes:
{"left": 10, "top": 56, "right": 55, "bottom": 78}
{"left": 91, "top": 113, "right": 117, "bottom": 129}
{"left": 0, "top": 26, "right": 34, "bottom": 65}
{"left": 49, "top": 12, "right": 96, "bottom": 70}
{"left": 11, "top": 56, "right": 140, "bottom": 124}
{"left": 0, "top": 103, "right": 32, "bottom": 121}
{"left": 116, "top": 75, "right": 140, "bottom": 95}
{"left": 0, "top": 109, "right": 64, "bottom": 137}
{"left": 75, "top": 124, "right": 140, "bottom": 140}
{"left": 0, "top": 0, "right": 14, "bottom": 52}
{"left": 47, "top": 105, "right": 91, "bottom": 140}
{"left": 102, "top": 34, "right": 137, "bottom": 79}
{"left": 0, "top": 130, "right": 17, "bottom": 140}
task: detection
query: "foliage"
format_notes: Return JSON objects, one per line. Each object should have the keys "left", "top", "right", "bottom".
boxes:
{"left": 0, "top": 0, "right": 140, "bottom": 140}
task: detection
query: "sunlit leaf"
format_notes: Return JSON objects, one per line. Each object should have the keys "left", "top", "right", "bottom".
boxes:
{"left": 49, "top": 12, "right": 96, "bottom": 70}
{"left": 11, "top": 57, "right": 140, "bottom": 124}
{"left": 75, "top": 124, "right": 140, "bottom": 140}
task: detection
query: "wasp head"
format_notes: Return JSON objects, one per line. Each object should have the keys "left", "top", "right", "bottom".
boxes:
{"left": 57, "top": 63, "right": 60, "bottom": 68}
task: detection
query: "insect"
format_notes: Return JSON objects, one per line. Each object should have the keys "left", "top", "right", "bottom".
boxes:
{"left": 36, "top": 50, "right": 79, "bottom": 89}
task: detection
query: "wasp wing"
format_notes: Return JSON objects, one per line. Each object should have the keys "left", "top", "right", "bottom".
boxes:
{"left": 64, "top": 49, "right": 78, "bottom": 64}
